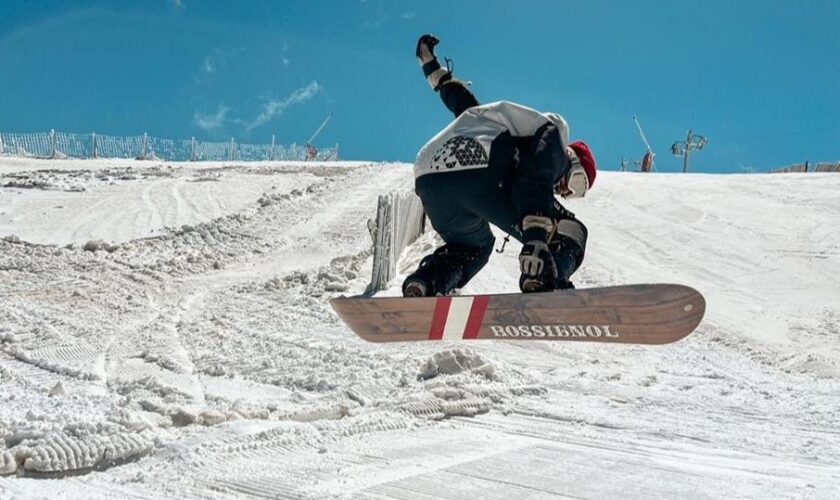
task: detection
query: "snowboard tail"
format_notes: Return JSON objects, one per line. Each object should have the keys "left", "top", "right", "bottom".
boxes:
{"left": 330, "top": 284, "right": 705, "bottom": 344}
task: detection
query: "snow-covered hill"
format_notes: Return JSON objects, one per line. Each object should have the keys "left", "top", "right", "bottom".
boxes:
{"left": 1, "top": 159, "right": 838, "bottom": 499}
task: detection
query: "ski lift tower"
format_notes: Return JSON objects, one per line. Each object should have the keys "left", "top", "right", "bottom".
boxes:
{"left": 671, "top": 130, "right": 707, "bottom": 172}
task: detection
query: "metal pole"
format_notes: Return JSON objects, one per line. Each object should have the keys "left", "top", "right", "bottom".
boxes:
{"left": 633, "top": 116, "right": 652, "bottom": 151}
{"left": 142, "top": 132, "right": 148, "bottom": 160}
{"left": 191, "top": 137, "right": 196, "bottom": 161}
{"left": 92, "top": 132, "right": 97, "bottom": 159}
{"left": 634, "top": 116, "right": 657, "bottom": 172}
{"left": 230, "top": 138, "right": 235, "bottom": 161}
{"left": 49, "top": 129, "right": 56, "bottom": 159}
{"left": 306, "top": 113, "right": 333, "bottom": 145}
{"left": 269, "top": 134, "right": 275, "bottom": 161}
{"left": 683, "top": 129, "right": 691, "bottom": 173}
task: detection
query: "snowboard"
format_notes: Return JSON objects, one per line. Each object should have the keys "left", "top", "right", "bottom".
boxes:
{"left": 330, "top": 284, "right": 704, "bottom": 344}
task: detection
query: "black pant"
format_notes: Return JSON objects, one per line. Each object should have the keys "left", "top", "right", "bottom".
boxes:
{"left": 416, "top": 170, "right": 586, "bottom": 250}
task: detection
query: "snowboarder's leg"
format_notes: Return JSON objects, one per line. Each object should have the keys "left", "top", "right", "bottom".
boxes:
{"left": 416, "top": 34, "right": 479, "bottom": 118}
{"left": 464, "top": 189, "right": 521, "bottom": 240}
{"left": 467, "top": 192, "right": 588, "bottom": 292}
{"left": 403, "top": 175, "right": 494, "bottom": 297}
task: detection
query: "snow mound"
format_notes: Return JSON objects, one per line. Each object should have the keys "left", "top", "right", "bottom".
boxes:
{"left": 0, "top": 449, "right": 14, "bottom": 476}
{"left": 418, "top": 349, "right": 496, "bottom": 380}
{"left": 8, "top": 429, "right": 152, "bottom": 475}
{"left": 82, "top": 239, "right": 119, "bottom": 253}
{"left": 0, "top": 327, "right": 16, "bottom": 343}
{"left": 263, "top": 250, "right": 370, "bottom": 297}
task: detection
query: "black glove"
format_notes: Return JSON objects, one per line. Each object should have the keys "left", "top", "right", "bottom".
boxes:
{"left": 415, "top": 34, "right": 440, "bottom": 64}
{"left": 519, "top": 240, "right": 558, "bottom": 279}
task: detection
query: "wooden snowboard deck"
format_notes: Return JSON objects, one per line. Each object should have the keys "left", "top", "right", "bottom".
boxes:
{"left": 330, "top": 284, "right": 705, "bottom": 344}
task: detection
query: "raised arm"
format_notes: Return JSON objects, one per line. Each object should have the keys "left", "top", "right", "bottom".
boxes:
{"left": 415, "top": 34, "right": 479, "bottom": 118}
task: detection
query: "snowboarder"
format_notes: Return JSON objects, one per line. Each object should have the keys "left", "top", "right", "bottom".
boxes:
{"left": 403, "top": 34, "right": 597, "bottom": 297}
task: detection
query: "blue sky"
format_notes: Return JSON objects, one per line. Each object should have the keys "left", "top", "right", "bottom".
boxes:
{"left": 0, "top": 0, "right": 838, "bottom": 172}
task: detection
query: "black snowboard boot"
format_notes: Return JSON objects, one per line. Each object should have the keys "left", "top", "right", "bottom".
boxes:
{"left": 519, "top": 273, "right": 555, "bottom": 294}
{"left": 551, "top": 243, "right": 580, "bottom": 290}
{"left": 403, "top": 253, "right": 464, "bottom": 297}
{"left": 416, "top": 34, "right": 452, "bottom": 91}
{"left": 404, "top": 242, "right": 485, "bottom": 297}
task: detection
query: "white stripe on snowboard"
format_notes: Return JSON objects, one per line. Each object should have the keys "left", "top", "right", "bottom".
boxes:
{"left": 442, "top": 297, "right": 474, "bottom": 341}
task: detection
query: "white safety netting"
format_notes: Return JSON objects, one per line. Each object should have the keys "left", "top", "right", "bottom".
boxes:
{"left": 815, "top": 162, "right": 840, "bottom": 173}
{"left": 0, "top": 130, "right": 338, "bottom": 162}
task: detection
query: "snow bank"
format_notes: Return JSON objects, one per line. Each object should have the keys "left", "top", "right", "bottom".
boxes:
{"left": 11, "top": 430, "right": 153, "bottom": 475}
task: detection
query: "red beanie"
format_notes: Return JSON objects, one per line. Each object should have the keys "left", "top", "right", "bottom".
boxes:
{"left": 569, "top": 140, "right": 597, "bottom": 188}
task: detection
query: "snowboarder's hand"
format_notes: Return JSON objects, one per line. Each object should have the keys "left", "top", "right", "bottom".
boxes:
{"left": 416, "top": 34, "right": 440, "bottom": 64}
{"left": 519, "top": 240, "right": 558, "bottom": 279}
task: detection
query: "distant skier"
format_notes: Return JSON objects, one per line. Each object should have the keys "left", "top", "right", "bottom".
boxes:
{"left": 403, "top": 34, "right": 597, "bottom": 297}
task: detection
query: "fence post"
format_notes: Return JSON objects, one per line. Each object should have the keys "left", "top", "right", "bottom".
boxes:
{"left": 0, "top": 134, "right": 4, "bottom": 156}
{"left": 49, "top": 129, "right": 56, "bottom": 159}
{"left": 142, "top": 132, "right": 148, "bottom": 160}
{"left": 92, "top": 132, "right": 98, "bottom": 159}
{"left": 191, "top": 137, "right": 196, "bottom": 161}
{"left": 229, "top": 137, "right": 235, "bottom": 161}
{"left": 269, "top": 134, "right": 275, "bottom": 161}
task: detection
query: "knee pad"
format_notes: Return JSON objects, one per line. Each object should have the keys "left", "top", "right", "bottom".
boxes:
{"left": 550, "top": 233, "right": 585, "bottom": 279}
{"left": 553, "top": 219, "right": 588, "bottom": 254}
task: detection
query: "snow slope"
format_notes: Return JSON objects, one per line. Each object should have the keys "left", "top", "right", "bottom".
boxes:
{"left": 0, "top": 160, "right": 838, "bottom": 499}
{"left": 0, "top": 158, "right": 370, "bottom": 245}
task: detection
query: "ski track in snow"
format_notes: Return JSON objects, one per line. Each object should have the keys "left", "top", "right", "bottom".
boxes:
{"left": 1, "top": 160, "right": 839, "bottom": 499}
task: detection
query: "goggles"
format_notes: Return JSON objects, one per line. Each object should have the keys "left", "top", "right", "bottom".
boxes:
{"left": 557, "top": 150, "right": 590, "bottom": 199}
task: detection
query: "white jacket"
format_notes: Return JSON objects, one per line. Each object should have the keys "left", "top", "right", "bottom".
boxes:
{"left": 414, "top": 101, "right": 570, "bottom": 179}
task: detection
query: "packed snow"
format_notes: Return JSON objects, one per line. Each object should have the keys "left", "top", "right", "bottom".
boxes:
{"left": 0, "top": 158, "right": 838, "bottom": 499}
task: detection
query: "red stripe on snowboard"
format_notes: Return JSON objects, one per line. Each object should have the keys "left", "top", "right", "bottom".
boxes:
{"left": 462, "top": 296, "right": 489, "bottom": 339}
{"left": 428, "top": 296, "right": 452, "bottom": 340}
